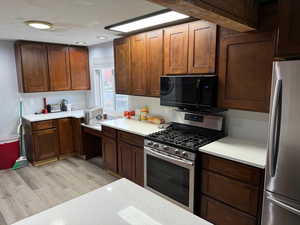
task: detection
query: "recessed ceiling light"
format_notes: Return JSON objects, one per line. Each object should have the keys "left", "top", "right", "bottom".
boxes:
{"left": 75, "top": 41, "right": 87, "bottom": 45}
{"left": 25, "top": 20, "right": 53, "bottom": 30}
{"left": 105, "top": 9, "right": 189, "bottom": 33}
{"left": 97, "top": 36, "right": 106, "bottom": 40}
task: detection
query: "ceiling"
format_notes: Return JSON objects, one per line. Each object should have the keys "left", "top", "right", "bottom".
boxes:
{"left": 0, "top": 0, "right": 163, "bottom": 46}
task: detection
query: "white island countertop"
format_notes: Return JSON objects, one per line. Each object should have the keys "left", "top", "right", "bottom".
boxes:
{"left": 199, "top": 137, "right": 267, "bottom": 169}
{"left": 82, "top": 118, "right": 164, "bottom": 137}
{"left": 22, "top": 110, "right": 84, "bottom": 122}
{"left": 12, "top": 179, "right": 212, "bottom": 225}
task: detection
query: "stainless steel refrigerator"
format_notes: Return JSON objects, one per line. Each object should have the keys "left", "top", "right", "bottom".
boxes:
{"left": 262, "top": 60, "right": 300, "bottom": 224}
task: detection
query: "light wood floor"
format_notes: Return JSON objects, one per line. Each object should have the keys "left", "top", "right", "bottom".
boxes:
{"left": 0, "top": 157, "right": 118, "bottom": 225}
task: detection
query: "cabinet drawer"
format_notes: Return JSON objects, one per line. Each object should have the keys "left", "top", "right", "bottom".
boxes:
{"left": 32, "top": 120, "right": 55, "bottom": 131}
{"left": 102, "top": 126, "right": 117, "bottom": 139}
{"left": 200, "top": 195, "right": 257, "bottom": 225}
{"left": 118, "top": 131, "right": 144, "bottom": 147}
{"left": 201, "top": 170, "right": 259, "bottom": 216}
{"left": 201, "top": 154, "right": 262, "bottom": 186}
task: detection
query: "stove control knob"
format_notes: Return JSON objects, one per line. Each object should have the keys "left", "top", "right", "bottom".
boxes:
{"left": 153, "top": 143, "right": 159, "bottom": 148}
{"left": 174, "top": 149, "right": 180, "bottom": 155}
{"left": 147, "top": 141, "right": 153, "bottom": 146}
{"left": 182, "top": 151, "right": 188, "bottom": 157}
{"left": 163, "top": 146, "right": 169, "bottom": 151}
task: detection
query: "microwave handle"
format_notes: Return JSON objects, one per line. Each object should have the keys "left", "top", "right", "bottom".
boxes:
{"left": 196, "top": 79, "right": 202, "bottom": 105}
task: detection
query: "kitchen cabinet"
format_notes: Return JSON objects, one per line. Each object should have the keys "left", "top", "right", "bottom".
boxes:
{"left": 130, "top": 33, "right": 147, "bottom": 96}
{"left": 15, "top": 41, "right": 49, "bottom": 92}
{"left": 15, "top": 41, "right": 90, "bottom": 93}
{"left": 23, "top": 119, "right": 59, "bottom": 165}
{"left": 114, "top": 38, "right": 131, "bottom": 94}
{"left": 57, "top": 118, "right": 74, "bottom": 158}
{"left": 72, "top": 118, "right": 84, "bottom": 157}
{"left": 275, "top": 0, "right": 300, "bottom": 59}
{"left": 118, "top": 131, "right": 144, "bottom": 186}
{"left": 188, "top": 21, "right": 217, "bottom": 74}
{"left": 218, "top": 32, "right": 273, "bottom": 113}
{"left": 198, "top": 154, "right": 264, "bottom": 225}
{"left": 69, "top": 46, "right": 90, "bottom": 90}
{"left": 47, "top": 44, "right": 71, "bottom": 91}
{"left": 102, "top": 135, "right": 118, "bottom": 173}
{"left": 164, "top": 23, "right": 189, "bottom": 74}
{"left": 146, "top": 29, "right": 163, "bottom": 97}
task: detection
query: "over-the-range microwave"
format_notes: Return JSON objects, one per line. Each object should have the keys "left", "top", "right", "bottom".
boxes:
{"left": 160, "top": 75, "right": 218, "bottom": 110}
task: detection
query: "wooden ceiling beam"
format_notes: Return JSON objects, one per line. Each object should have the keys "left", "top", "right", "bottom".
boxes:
{"left": 147, "top": 0, "right": 259, "bottom": 32}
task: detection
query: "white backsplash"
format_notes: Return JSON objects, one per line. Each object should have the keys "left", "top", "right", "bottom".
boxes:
{"left": 21, "top": 91, "right": 88, "bottom": 115}
{"left": 128, "top": 95, "right": 269, "bottom": 144}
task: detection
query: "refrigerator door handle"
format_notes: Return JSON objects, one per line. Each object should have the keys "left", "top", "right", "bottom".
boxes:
{"left": 268, "top": 69, "right": 282, "bottom": 177}
{"left": 267, "top": 196, "right": 300, "bottom": 216}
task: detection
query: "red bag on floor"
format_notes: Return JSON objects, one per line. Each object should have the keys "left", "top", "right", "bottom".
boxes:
{"left": 0, "top": 140, "right": 20, "bottom": 169}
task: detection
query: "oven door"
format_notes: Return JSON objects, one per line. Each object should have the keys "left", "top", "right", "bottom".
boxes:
{"left": 144, "top": 147, "right": 195, "bottom": 212}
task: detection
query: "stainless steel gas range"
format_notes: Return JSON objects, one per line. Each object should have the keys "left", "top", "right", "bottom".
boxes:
{"left": 144, "top": 119, "right": 225, "bottom": 212}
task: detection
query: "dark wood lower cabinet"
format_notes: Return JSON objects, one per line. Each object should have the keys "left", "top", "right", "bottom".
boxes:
{"left": 32, "top": 128, "right": 59, "bottom": 162}
{"left": 102, "top": 136, "right": 118, "bottom": 173}
{"left": 199, "top": 154, "right": 264, "bottom": 225}
{"left": 118, "top": 140, "right": 144, "bottom": 186}
{"left": 200, "top": 195, "right": 257, "bottom": 225}
{"left": 57, "top": 118, "right": 74, "bottom": 157}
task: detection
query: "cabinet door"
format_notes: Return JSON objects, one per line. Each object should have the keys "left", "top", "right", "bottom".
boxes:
{"left": 200, "top": 195, "right": 257, "bottom": 225}
{"left": 133, "top": 146, "right": 144, "bottom": 186}
{"left": 15, "top": 42, "right": 49, "bottom": 92}
{"left": 276, "top": 0, "right": 300, "bottom": 58}
{"left": 188, "top": 21, "right": 217, "bottom": 74}
{"left": 48, "top": 44, "right": 71, "bottom": 91}
{"left": 33, "top": 128, "right": 59, "bottom": 161}
{"left": 218, "top": 32, "right": 273, "bottom": 112}
{"left": 114, "top": 38, "right": 131, "bottom": 94}
{"left": 131, "top": 34, "right": 147, "bottom": 95}
{"left": 71, "top": 118, "right": 83, "bottom": 156}
{"left": 102, "top": 136, "right": 117, "bottom": 173}
{"left": 164, "top": 24, "right": 189, "bottom": 74}
{"left": 57, "top": 118, "right": 74, "bottom": 156}
{"left": 146, "top": 29, "right": 163, "bottom": 97}
{"left": 118, "top": 141, "right": 135, "bottom": 180}
{"left": 69, "top": 46, "right": 90, "bottom": 90}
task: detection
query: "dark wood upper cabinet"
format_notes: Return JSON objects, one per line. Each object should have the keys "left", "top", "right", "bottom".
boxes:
{"left": 114, "top": 38, "right": 131, "bottom": 94}
{"left": 218, "top": 32, "right": 273, "bottom": 113}
{"left": 57, "top": 118, "right": 74, "bottom": 157}
{"left": 47, "top": 44, "right": 71, "bottom": 91}
{"left": 69, "top": 46, "right": 90, "bottom": 90}
{"left": 146, "top": 29, "right": 163, "bottom": 97}
{"left": 15, "top": 42, "right": 49, "bottom": 92}
{"left": 188, "top": 21, "right": 217, "bottom": 74}
{"left": 275, "top": 0, "right": 300, "bottom": 58}
{"left": 102, "top": 136, "right": 118, "bottom": 173}
{"left": 130, "top": 34, "right": 147, "bottom": 95}
{"left": 164, "top": 23, "right": 189, "bottom": 74}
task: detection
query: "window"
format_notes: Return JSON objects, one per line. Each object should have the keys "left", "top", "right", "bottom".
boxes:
{"left": 95, "top": 68, "right": 129, "bottom": 113}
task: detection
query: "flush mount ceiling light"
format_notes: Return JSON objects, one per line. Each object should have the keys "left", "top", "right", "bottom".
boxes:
{"left": 75, "top": 41, "right": 87, "bottom": 45}
{"left": 97, "top": 36, "right": 107, "bottom": 40}
{"left": 25, "top": 20, "right": 53, "bottom": 30}
{"left": 105, "top": 9, "right": 190, "bottom": 33}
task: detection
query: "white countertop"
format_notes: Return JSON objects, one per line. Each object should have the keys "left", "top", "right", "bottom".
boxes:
{"left": 22, "top": 110, "right": 85, "bottom": 122}
{"left": 199, "top": 137, "right": 267, "bottom": 169}
{"left": 12, "top": 179, "right": 212, "bottom": 225}
{"left": 83, "top": 118, "right": 163, "bottom": 137}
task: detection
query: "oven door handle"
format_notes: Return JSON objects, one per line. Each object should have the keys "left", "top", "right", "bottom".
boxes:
{"left": 145, "top": 147, "right": 194, "bottom": 169}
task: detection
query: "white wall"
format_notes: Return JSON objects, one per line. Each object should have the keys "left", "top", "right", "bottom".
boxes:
{"left": 0, "top": 40, "right": 87, "bottom": 142}
{"left": 89, "top": 41, "right": 270, "bottom": 144}
{"left": 0, "top": 41, "right": 19, "bottom": 141}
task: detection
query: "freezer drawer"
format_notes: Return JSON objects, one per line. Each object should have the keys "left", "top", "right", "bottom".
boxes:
{"left": 262, "top": 192, "right": 300, "bottom": 225}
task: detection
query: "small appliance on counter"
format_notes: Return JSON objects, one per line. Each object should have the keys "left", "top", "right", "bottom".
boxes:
{"left": 46, "top": 103, "right": 61, "bottom": 113}
{"left": 61, "top": 99, "right": 70, "bottom": 111}
{"left": 84, "top": 108, "right": 103, "bottom": 125}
